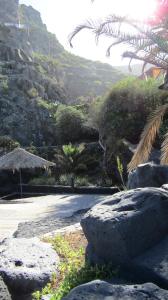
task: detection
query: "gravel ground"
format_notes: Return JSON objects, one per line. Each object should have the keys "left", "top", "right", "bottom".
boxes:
{"left": 13, "top": 208, "right": 89, "bottom": 238}
{"left": 0, "top": 194, "right": 107, "bottom": 240}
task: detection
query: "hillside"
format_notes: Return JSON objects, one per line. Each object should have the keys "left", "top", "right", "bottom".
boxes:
{"left": 116, "top": 64, "right": 143, "bottom": 76}
{"left": 19, "top": 3, "right": 124, "bottom": 102}
{"left": 0, "top": 0, "right": 125, "bottom": 145}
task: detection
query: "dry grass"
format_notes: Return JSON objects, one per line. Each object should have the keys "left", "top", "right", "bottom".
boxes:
{"left": 34, "top": 229, "right": 115, "bottom": 300}
{"left": 61, "top": 230, "right": 87, "bottom": 251}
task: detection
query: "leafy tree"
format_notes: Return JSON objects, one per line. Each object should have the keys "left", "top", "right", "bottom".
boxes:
{"left": 88, "top": 78, "right": 168, "bottom": 180}
{"left": 70, "top": 0, "right": 168, "bottom": 171}
{"left": 55, "top": 105, "right": 85, "bottom": 144}
{"left": 0, "top": 136, "right": 20, "bottom": 154}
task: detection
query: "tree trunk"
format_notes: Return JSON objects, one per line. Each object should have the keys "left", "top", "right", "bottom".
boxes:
{"left": 71, "top": 175, "right": 75, "bottom": 190}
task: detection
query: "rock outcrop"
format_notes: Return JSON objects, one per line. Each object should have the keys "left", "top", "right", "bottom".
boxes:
{"left": 81, "top": 187, "right": 168, "bottom": 288}
{"left": 81, "top": 188, "right": 168, "bottom": 266}
{"left": 128, "top": 163, "right": 168, "bottom": 189}
{"left": 0, "top": 276, "right": 11, "bottom": 300}
{"left": 0, "top": 0, "right": 19, "bottom": 25}
{"left": 63, "top": 280, "right": 168, "bottom": 300}
{"left": 0, "top": 0, "right": 124, "bottom": 146}
{"left": 0, "top": 238, "right": 59, "bottom": 296}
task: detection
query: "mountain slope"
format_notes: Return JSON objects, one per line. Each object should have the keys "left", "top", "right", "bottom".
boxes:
{"left": 0, "top": 0, "right": 125, "bottom": 145}
{"left": 19, "top": 3, "right": 125, "bottom": 102}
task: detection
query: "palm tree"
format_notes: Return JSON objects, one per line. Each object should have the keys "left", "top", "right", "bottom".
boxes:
{"left": 69, "top": 1, "right": 168, "bottom": 172}
{"left": 55, "top": 143, "right": 86, "bottom": 189}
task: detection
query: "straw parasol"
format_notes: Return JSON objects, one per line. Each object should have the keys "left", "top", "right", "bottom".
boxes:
{"left": 0, "top": 148, "right": 55, "bottom": 197}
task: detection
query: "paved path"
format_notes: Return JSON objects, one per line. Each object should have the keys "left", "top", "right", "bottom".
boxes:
{"left": 0, "top": 194, "right": 109, "bottom": 241}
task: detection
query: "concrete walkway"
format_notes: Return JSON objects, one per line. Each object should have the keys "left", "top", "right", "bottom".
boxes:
{"left": 0, "top": 194, "right": 109, "bottom": 241}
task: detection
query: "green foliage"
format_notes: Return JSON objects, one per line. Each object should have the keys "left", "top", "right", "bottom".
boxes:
{"left": 37, "top": 98, "right": 58, "bottom": 113}
{"left": 62, "top": 143, "right": 84, "bottom": 158}
{"left": 0, "top": 136, "right": 20, "bottom": 153}
{"left": 55, "top": 143, "right": 87, "bottom": 188}
{"left": 58, "top": 174, "right": 72, "bottom": 186}
{"left": 116, "top": 156, "right": 127, "bottom": 190}
{"left": 55, "top": 106, "right": 85, "bottom": 144}
{"left": 1, "top": 79, "right": 9, "bottom": 93}
{"left": 96, "top": 77, "right": 168, "bottom": 146}
{"left": 33, "top": 235, "right": 116, "bottom": 300}
{"left": 27, "top": 87, "right": 39, "bottom": 98}
{"left": 89, "top": 77, "right": 168, "bottom": 183}
{"left": 69, "top": 13, "right": 168, "bottom": 70}
{"left": 75, "top": 176, "right": 91, "bottom": 187}
{"left": 28, "top": 176, "right": 56, "bottom": 186}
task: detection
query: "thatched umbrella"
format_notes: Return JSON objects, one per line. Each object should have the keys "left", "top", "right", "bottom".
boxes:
{"left": 0, "top": 148, "right": 55, "bottom": 197}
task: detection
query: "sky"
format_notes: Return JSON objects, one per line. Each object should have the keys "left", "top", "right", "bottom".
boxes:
{"left": 19, "top": 0, "right": 157, "bottom": 66}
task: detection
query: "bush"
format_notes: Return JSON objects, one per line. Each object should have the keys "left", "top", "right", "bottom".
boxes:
{"left": 55, "top": 105, "right": 85, "bottom": 144}
{"left": 97, "top": 77, "right": 168, "bottom": 146}
{"left": 58, "top": 174, "right": 71, "bottom": 186}
{"left": 0, "top": 136, "right": 20, "bottom": 154}
{"left": 33, "top": 235, "right": 116, "bottom": 300}
{"left": 75, "top": 176, "right": 91, "bottom": 187}
{"left": 28, "top": 176, "right": 56, "bottom": 186}
{"left": 89, "top": 77, "right": 168, "bottom": 183}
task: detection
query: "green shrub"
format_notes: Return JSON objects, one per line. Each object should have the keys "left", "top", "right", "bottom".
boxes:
{"left": 55, "top": 105, "right": 85, "bottom": 144}
{"left": 27, "top": 87, "right": 39, "bottom": 98}
{"left": 32, "top": 235, "right": 116, "bottom": 300}
{"left": 89, "top": 77, "right": 168, "bottom": 183}
{"left": 75, "top": 176, "right": 91, "bottom": 187}
{"left": 0, "top": 136, "right": 20, "bottom": 153}
{"left": 29, "top": 176, "right": 56, "bottom": 186}
{"left": 58, "top": 174, "right": 71, "bottom": 186}
{"left": 1, "top": 79, "right": 9, "bottom": 93}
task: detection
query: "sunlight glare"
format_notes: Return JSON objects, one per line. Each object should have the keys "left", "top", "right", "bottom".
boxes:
{"left": 124, "top": 0, "right": 157, "bottom": 20}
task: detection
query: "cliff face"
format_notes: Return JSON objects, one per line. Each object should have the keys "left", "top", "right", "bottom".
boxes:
{"left": 0, "top": 0, "right": 19, "bottom": 24}
{"left": 0, "top": 0, "right": 124, "bottom": 145}
{"left": 18, "top": 3, "right": 124, "bottom": 101}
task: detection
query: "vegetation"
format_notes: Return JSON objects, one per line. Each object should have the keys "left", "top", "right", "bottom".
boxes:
{"left": 69, "top": 0, "right": 168, "bottom": 171}
{"left": 116, "top": 156, "right": 127, "bottom": 191}
{"left": 28, "top": 176, "right": 56, "bottom": 186}
{"left": 55, "top": 143, "right": 87, "bottom": 188}
{"left": 33, "top": 233, "right": 116, "bottom": 300}
{"left": 69, "top": 1, "right": 168, "bottom": 71}
{"left": 55, "top": 106, "right": 85, "bottom": 144}
{"left": 0, "top": 136, "right": 20, "bottom": 154}
{"left": 89, "top": 78, "right": 168, "bottom": 182}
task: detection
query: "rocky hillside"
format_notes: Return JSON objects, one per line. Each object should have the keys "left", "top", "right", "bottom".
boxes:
{"left": 0, "top": 0, "right": 124, "bottom": 145}
{"left": 0, "top": 0, "right": 19, "bottom": 24}
{"left": 19, "top": 3, "right": 124, "bottom": 101}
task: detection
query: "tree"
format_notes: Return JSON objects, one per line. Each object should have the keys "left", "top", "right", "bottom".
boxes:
{"left": 69, "top": 4, "right": 168, "bottom": 70}
{"left": 55, "top": 143, "right": 87, "bottom": 188}
{"left": 69, "top": 0, "right": 168, "bottom": 171}
{"left": 0, "top": 136, "right": 20, "bottom": 155}
{"left": 55, "top": 105, "right": 85, "bottom": 144}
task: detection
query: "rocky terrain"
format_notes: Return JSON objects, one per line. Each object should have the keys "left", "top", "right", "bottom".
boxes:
{"left": 0, "top": 0, "right": 124, "bottom": 146}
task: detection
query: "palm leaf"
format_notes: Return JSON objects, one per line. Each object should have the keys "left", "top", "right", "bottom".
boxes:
{"left": 128, "top": 104, "right": 168, "bottom": 172}
{"left": 161, "top": 132, "right": 168, "bottom": 164}
{"left": 69, "top": 13, "right": 168, "bottom": 70}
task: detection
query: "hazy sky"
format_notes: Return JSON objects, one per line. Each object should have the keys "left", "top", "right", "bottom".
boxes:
{"left": 19, "top": 0, "right": 157, "bottom": 66}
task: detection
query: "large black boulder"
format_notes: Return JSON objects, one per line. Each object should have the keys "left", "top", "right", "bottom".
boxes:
{"left": 128, "top": 163, "right": 168, "bottom": 189}
{"left": 63, "top": 280, "right": 168, "bottom": 300}
{"left": 81, "top": 188, "right": 168, "bottom": 266}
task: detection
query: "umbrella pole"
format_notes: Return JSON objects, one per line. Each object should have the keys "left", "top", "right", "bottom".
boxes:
{"left": 19, "top": 169, "right": 23, "bottom": 198}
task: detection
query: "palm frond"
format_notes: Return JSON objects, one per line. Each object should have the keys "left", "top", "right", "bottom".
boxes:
{"left": 69, "top": 13, "right": 168, "bottom": 70}
{"left": 69, "top": 20, "right": 97, "bottom": 47}
{"left": 161, "top": 132, "right": 168, "bottom": 164}
{"left": 128, "top": 104, "right": 168, "bottom": 172}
